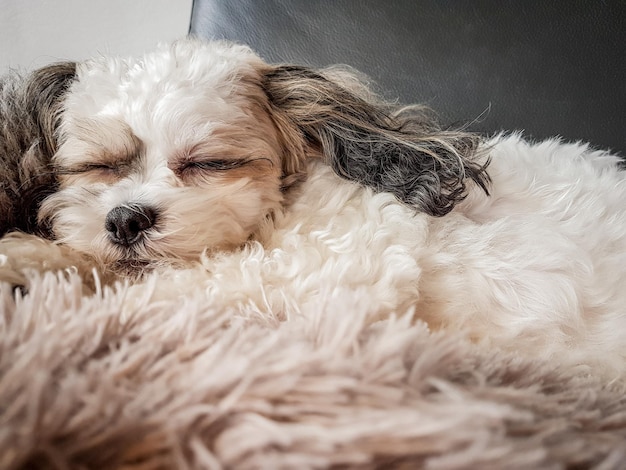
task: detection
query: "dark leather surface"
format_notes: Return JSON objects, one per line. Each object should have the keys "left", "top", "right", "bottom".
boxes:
{"left": 190, "top": 1, "right": 625, "bottom": 154}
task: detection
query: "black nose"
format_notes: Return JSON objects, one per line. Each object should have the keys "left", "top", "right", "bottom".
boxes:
{"left": 105, "top": 205, "right": 157, "bottom": 247}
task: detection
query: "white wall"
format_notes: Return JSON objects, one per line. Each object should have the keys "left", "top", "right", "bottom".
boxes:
{"left": 1, "top": 0, "right": 193, "bottom": 71}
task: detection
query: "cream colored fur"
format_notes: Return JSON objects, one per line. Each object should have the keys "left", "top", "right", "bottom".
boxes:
{"left": 2, "top": 235, "right": 626, "bottom": 469}
{"left": 4, "top": 133, "right": 625, "bottom": 379}
{"left": 0, "top": 40, "right": 626, "bottom": 386}
{"left": 2, "top": 38, "right": 626, "bottom": 468}
{"left": 142, "top": 135, "right": 626, "bottom": 379}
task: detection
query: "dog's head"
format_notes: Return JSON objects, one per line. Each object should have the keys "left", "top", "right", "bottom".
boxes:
{"left": 38, "top": 39, "right": 489, "bottom": 273}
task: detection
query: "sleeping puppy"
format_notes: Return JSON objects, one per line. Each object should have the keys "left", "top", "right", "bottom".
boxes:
{"left": 0, "top": 39, "right": 487, "bottom": 279}
{"left": 1, "top": 39, "right": 625, "bottom": 376}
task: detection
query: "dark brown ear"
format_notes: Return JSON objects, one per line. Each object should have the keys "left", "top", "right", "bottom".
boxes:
{"left": 262, "top": 65, "right": 490, "bottom": 216}
{"left": 0, "top": 62, "right": 76, "bottom": 237}
{"left": 25, "top": 62, "right": 77, "bottom": 157}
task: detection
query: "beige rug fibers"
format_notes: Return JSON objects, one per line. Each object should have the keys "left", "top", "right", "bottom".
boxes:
{"left": 1, "top": 267, "right": 626, "bottom": 469}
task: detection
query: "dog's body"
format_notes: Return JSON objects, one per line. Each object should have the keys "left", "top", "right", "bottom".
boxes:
{"left": 1, "top": 39, "right": 625, "bottom": 378}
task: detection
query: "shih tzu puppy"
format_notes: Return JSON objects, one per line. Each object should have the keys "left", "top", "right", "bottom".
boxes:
{"left": 1, "top": 38, "right": 625, "bottom": 376}
{"left": 0, "top": 39, "right": 487, "bottom": 276}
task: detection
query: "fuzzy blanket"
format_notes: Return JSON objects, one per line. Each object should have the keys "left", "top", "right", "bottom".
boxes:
{"left": 2, "top": 272, "right": 626, "bottom": 470}
{"left": 2, "top": 163, "right": 626, "bottom": 469}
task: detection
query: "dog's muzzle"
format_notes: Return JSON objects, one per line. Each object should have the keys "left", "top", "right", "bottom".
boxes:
{"left": 105, "top": 205, "right": 157, "bottom": 247}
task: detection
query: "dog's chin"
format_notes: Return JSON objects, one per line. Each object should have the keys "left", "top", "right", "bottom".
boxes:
{"left": 97, "top": 240, "right": 193, "bottom": 279}
{"left": 109, "top": 258, "right": 165, "bottom": 279}
{"left": 108, "top": 254, "right": 193, "bottom": 280}
{"left": 63, "top": 229, "right": 248, "bottom": 280}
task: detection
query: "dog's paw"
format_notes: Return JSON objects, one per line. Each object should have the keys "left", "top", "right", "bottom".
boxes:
{"left": 0, "top": 255, "right": 29, "bottom": 296}
{"left": 0, "top": 232, "right": 105, "bottom": 295}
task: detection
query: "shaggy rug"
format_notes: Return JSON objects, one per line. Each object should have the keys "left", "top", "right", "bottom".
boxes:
{"left": 2, "top": 272, "right": 626, "bottom": 470}
{"left": 2, "top": 162, "right": 626, "bottom": 469}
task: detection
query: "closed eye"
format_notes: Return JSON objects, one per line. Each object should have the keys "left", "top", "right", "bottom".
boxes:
{"left": 182, "top": 159, "right": 246, "bottom": 172}
{"left": 57, "top": 163, "right": 120, "bottom": 175}
{"left": 178, "top": 157, "right": 273, "bottom": 174}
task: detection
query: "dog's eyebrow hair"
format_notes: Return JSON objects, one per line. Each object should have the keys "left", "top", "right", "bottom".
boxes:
{"left": 53, "top": 129, "right": 144, "bottom": 178}
{"left": 72, "top": 119, "right": 144, "bottom": 159}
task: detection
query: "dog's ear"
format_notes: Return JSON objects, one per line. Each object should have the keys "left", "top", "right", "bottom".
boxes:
{"left": 24, "top": 62, "right": 77, "bottom": 157}
{"left": 262, "top": 65, "right": 490, "bottom": 216}
{"left": 3, "top": 62, "right": 77, "bottom": 236}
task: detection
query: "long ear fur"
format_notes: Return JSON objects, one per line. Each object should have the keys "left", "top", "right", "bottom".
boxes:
{"left": 0, "top": 62, "right": 76, "bottom": 236}
{"left": 263, "top": 65, "right": 490, "bottom": 216}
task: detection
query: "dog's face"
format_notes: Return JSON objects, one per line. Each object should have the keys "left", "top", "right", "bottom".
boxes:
{"left": 37, "top": 39, "right": 489, "bottom": 274}
{"left": 41, "top": 41, "right": 291, "bottom": 270}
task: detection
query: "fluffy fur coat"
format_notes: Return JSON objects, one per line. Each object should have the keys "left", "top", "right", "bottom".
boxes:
{"left": 1, "top": 39, "right": 626, "bottom": 468}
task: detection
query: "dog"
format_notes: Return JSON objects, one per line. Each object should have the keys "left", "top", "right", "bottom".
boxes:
{"left": 1, "top": 38, "right": 625, "bottom": 377}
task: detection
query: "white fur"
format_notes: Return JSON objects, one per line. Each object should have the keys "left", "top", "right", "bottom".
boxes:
{"left": 10, "top": 40, "right": 626, "bottom": 379}
{"left": 127, "top": 133, "right": 626, "bottom": 379}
